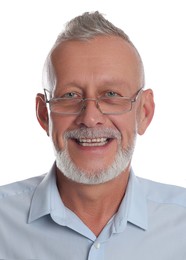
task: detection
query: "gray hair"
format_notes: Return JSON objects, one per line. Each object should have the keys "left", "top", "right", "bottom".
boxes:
{"left": 55, "top": 11, "right": 132, "bottom": 44}
{"left": 42, "top": 11, "right": 144, "bottom": 93}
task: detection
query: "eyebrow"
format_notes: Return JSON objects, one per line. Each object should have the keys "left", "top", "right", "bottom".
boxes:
{"left": 61, "top": 78, "right": 130, "bottom": 89}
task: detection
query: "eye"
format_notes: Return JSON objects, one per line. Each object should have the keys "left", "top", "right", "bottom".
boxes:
{"left": 63, "top": 92, "right": 80, "bottom": 99}
{"left": 104, "top": 91, "right": 120, "bottom": 98}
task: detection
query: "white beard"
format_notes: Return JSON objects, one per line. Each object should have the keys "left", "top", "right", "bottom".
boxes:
{"left": 54, "top": 128, "right": 136, "bottom": 185}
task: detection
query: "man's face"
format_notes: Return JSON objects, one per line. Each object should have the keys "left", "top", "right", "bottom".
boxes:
{"left": 42, "top": 36, "right": 151, "bottom": 183}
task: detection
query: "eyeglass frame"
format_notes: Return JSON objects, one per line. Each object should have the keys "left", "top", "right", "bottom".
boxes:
{"left": 44, "top": 87, "right": 144, "bottom": 115}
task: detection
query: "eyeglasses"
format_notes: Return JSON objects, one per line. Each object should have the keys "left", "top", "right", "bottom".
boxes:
{"left": 44, "top": 87, "right": 143, "bottom": 115}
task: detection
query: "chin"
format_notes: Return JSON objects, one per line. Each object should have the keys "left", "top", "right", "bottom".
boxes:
{"left": 55, "top": 145, "right": 133, "bottom": 185}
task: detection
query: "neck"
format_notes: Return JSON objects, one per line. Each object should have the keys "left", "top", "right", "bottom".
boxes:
{"left": 56, "top": 166, "right": 130, "bottom": 236}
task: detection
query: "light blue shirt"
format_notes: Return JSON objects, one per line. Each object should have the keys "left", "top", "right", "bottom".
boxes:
{"left": 1, "top": 163, "right": 186, "bottom": 259}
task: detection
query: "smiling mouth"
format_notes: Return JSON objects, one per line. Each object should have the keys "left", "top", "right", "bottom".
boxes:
{"left": 75, "top": 137, "right": 111, "bottom": 147}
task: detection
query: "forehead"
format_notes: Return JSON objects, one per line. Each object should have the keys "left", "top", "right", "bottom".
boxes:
{"left": 51, "top": 36, "right": 143, "bottom": 93}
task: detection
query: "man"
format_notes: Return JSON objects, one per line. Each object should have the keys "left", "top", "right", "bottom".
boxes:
{"left": 1, "top": 11, "right": 186, "bottom": 259}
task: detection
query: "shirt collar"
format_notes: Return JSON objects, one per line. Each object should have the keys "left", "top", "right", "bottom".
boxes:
{"left": 28, "top": 163, "right": 65, "bottom": 223}
{"left": 28, "top": 165, "right": 148, "bottom": 232}
{"left": 113, "top": 169, "right": 148, "bottom": 233}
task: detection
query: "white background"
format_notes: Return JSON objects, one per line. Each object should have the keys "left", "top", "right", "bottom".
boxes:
{"left": 0, "top": 0, "right": 186, "bottom": 186}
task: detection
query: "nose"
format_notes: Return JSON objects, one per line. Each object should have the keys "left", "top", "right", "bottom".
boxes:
{"left": 75, "top": 98, "right": 106, "bottom": 128}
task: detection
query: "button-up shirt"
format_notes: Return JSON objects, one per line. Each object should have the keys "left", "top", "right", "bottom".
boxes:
{"left": 1, "top": 163, "right": 186, "bottom": 259}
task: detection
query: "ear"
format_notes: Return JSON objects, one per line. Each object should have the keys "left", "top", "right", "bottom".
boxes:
{"left": 137, "top": 89, "right": 155, "bottom": 135}
{"left": 36, "top": 93, "right": 49, "bottom": 135}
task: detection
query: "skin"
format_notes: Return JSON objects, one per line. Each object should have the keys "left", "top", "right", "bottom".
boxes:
{"left": 36, "top": 36, "right": 155, "bottom": 236}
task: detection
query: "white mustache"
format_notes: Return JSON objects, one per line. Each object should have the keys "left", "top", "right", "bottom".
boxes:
{"left": 64, "top": 127, "right": 121, "bottom": 140}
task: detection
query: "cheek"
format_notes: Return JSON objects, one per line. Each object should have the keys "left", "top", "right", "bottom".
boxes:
{"left": 49, "top": 115, "right": 75, "bottom": 150}
{"left": 109, "top": 114, "right": 138, "bottom": 149}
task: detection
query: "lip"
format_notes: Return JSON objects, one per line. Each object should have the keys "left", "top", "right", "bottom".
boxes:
{"left": 70, "top": 137, "right": 115, "bottom": 152}
{"left": 77, "top": 137, "right": 109, "bottom": 147}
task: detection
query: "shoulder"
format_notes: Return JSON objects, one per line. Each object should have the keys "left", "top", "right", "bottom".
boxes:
{"left": 137, "top": 176, "right": 186, "bottom": 208}
{"left": 0, "top": 174, "right": 45, "bottom": 200}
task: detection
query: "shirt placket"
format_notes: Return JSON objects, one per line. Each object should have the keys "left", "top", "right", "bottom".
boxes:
{"left": 88, "top": 240, "right": 105, "bottom": 260}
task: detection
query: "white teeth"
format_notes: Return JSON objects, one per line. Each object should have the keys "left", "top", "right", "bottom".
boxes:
{"left": 79, "top": 138, "right": 107, "bottom": 143}
{"left": 78, "top": 137, "right": 108, "bottom": 146}
{"left": 80, "top": 142, "right": 107, "bottom": 147}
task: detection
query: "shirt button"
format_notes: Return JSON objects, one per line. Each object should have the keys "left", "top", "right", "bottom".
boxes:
{"left": 94, "top": 242, "right": 101, "bottom": 249}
